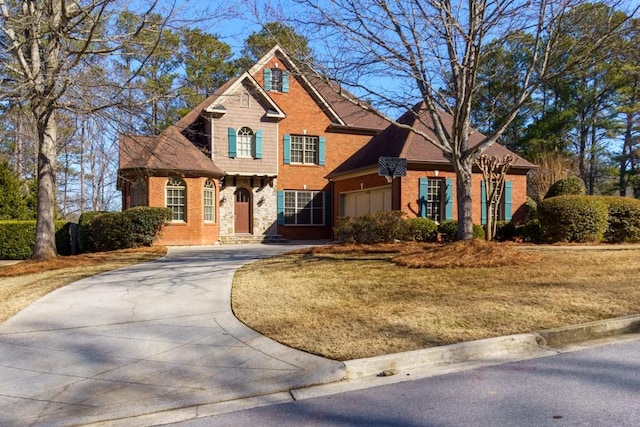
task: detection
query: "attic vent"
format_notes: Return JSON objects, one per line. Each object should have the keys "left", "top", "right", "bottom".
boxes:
{"left": 206, "top": 104, "right": 227, "bottom": 115}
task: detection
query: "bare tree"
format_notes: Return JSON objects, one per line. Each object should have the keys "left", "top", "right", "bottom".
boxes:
{"left": 296, "top": 0, "right": 637, "bottom": 239}
{"left": 0, "top": 0, "right": 227, "bottom": 259}
{"left": 475, "top": 154, "right": 514, "bottom": 241}
{"left": 528, "top": 151, "right": 578, "bottom": 202}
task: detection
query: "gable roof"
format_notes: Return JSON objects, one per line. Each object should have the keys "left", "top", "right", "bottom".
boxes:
{"left": 249, "top": 45, "right": 389, "bottom": 133}
{"left": 119, "top": 125, "right": 223, "bottom": 177}
{"left": 328, "top": 103, "right": 535, "bottom": 178}
{"left": 174, "top": 72, "right": 286, "bottom": 133}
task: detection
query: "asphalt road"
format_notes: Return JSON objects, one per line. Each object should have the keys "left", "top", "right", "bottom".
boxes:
{"left": 164, "top": 337, "right": 640, "bottom": 427}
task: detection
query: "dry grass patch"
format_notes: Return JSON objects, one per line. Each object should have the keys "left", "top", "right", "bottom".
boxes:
{"left": 0, "top": 247, "right": 167, "bottom": 323}
{"left": 232, "top": 243, "right": 640, "bottom": 360}
{"left": 392, "top": 240, "right": 542, "bottom": 268}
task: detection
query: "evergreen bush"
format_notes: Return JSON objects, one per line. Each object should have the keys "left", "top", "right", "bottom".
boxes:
{"left": 600, "top": 196, "right": 640, "bottom": 243}
{"left": 405, "top": 217, "right": 438, "bottom": 242}
{"left": 516, "top": 219, "right": 542, "bottom": 243}
{"left": 538, "top": 195, "right": 608, "bottom": 243}
{"left": 335, "top": 210, "right": 408, "bottom": 244}
{"left": 78, "top": 211, "right": 104, "bottom": 253}
{"left": 0, "top": 220, "right": 71, "bottom": 259}
{"left": 544, "top": 176, "right": 586, "bottom": 199}
{"left": 494, "top": 221, "right": 517, "bottom": 242}
{"left": 438, "top": 220, "right": 485, "bottom": 242}
{"left": 79, "top": 207, "right": 172, "bottom": 252}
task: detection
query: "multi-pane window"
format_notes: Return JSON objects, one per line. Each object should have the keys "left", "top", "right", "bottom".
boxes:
{"left": 203, "top": 179, "right": 215, "bottom": 223}
{"left": 290, "top": 135, "right": 318, "bottom": 164}
{"left": 130, "top": 177, "right": 147, "bottom": 208}
{"left": 271, "top": 69, "right": 283, "bottom": 92}
{"left": 237, "top": 127, "right": 254, "bottom": 158}
{"left": 166, "top": 177, "right": 186, "bottom": 221}
{"left": 426, "top": 179, "right": 444, "bottom": 222}
{"left": 284, "top": 191, "right": 324, "bottom": 225}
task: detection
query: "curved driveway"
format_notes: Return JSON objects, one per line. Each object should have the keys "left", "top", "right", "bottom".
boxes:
{"left": 0, "top": 244, "right": 344, "bottom": 426}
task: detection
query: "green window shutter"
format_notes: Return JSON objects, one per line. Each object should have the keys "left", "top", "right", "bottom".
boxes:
{"left": 445, "top": 178, "right": 454, "bottom": 220}
{"left": 255, "top": 130, "right": 263, "bottom": 159}
{"left": 318, "top": 136, "right": 326, "bottom": 165}
{"left": 504, "top": 180, "right": 513, "bottom": 221}
{"left": 481, "top": 180, "right": 487, "bottom": 225}
{"left": 324, "top": 191, "right": 332, "bottom": 226}
{"left": 263, "top": 68, "right": 272, "bottom": 91}
{"left": 282, "top": 71, "right": 289, "bottom": 93}
{"left": 418, "top": 177, "right": 428, "bottom": 218}
{"left": 283, "top": 134, "right": 291, "bottom": 164}
{"left": 277, "top": 191, "right": 285, "bottom": 225}
{"left": 227, "top": 127, "right": 236, "bottom": 158}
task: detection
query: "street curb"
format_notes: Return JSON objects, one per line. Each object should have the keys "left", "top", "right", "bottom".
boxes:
{"left": 535, "top": 314, "right": 640, "bottom": 348}
{"left": 343, "top": 314, "right": 640, "bottom": 379}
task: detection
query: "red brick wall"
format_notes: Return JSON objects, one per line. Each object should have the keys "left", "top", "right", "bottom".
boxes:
{"left": 145, "top": 176, "right": 220, "bottom": 246}
{"left": 333, "top": 168, "right": 529, "bottom": 226}
{"left": 253, "top": 56, "right": 374, "bottom": 239}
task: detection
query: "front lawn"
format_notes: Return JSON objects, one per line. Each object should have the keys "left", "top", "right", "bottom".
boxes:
{"left": 232, "top": 241, "right": 640, "bottom": 360}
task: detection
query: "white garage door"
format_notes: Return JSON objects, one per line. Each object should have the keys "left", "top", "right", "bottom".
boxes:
{"left": 341, "top": 187, "right": 392, "bottom": 217}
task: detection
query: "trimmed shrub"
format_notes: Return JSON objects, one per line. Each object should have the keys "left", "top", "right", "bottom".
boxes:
{"left": 79, "top": 207, "right": 172, "bottom": 252}
{"left": 90, "top": 212, "right": 131, "bottom": 252}
{"left": 405, "top": 217, "right": 438, "bottom": 242}
{"left": 600, "top": 196, "right": 640, "bottom": 243}
{"left": 78, "top": 211, "right": 104, "bottom": 253}
{"left": 335, "top": 210, "right": 409, "bottom": 244}
{"left": 538, "top": 196, "right": 608, "bottom": 243}
{"left": 55, "top": 222, "right": 73, "bottom": 256}
{"left": 544, "top": 176, "right": 586, "bottom": 199}
{"left": 516, "top": 219, "right": 542, "bottom": 243}
{"left": 494, "top": 221, "right": 517, "bottom": 242}
{"left": 438, "top": 220, "right": 485, "bottom": 242}
{"left": 524, "top": 197, "right": 538, "bottom": 222}
{"left": 0, "top": 220, "right": 71, "bottom": 259}
{"left": 123, "top": 207, "right": 173, "bottom": 247}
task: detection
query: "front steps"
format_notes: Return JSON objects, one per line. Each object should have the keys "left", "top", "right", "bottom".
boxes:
{"left": 219, "top": 234, "right": 290, "bottom": 245}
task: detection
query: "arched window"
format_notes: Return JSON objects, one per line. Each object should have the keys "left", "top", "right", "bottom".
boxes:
{"left": 237, "top": 127, "right": 254, "bottom": 158}
{"left": 166, "top": 177, "right": 186, "bottom": 221}
{"left": 204, "top": 179, "right": 215, "bottom": 223}
{"left": 130, "top": 176, "right": 148, "bottom": 208}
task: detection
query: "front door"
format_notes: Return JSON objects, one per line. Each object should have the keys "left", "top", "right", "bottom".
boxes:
{"left": 234, "top": 188, "right": 251, "bottom": 234}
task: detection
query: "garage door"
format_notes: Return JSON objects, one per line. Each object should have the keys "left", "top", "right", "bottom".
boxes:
{"left": 341, "top": 187, "right": 392, "bottom": 217}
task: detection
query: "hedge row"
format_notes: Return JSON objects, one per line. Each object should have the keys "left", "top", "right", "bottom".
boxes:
{"left": 336, "top": 211, "right": 485, "bottom": 244}
{"left": 0, "top": 220, "right": 71, "bottom": 260}
{"left": 538, "top": 195, "right": 640, "bottom": 243}
{"left": 79, "top": 207, "right": 172, "bottom": 253}
{"left": 0, "top": 207, "right": 172, "bottom": 259}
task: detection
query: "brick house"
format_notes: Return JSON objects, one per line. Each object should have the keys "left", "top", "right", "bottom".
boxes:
{"left": 328, "top": 104, "right": 535, "bottom": 227}
{"left": 118, "top": 45, "right": 534, "bottom": 245}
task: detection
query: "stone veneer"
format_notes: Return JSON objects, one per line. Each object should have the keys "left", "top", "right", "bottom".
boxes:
{"left": 219, "top": 177, "right": 278, "bottom": 238}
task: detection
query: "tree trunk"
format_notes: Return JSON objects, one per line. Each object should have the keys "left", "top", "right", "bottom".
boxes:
{"left": 455, "top": 157, "right": 474, "bottom": 240}
{"left": 32, "top": 111, "right": 58, "bottom": 260}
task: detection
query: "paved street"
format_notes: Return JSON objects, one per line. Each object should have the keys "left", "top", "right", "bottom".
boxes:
{"left": 167, "top": 337, "right": 640, "bottom": 427}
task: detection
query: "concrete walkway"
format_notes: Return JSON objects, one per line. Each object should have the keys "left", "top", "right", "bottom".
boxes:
{"left": 0, "top": 244, "right": 344, "bottom": 426}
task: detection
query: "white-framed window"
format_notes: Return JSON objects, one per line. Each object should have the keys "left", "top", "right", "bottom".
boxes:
{"left": 237, "top": 127, "right": 254, "bottom": 158}
{"left": 264, "top": 68, "right": 289, "bottom": 93}
{"left": 271, "top": 69, "right": 284, "bottom": 92}
{"left": 284, "top": 190, "right": 324, "bottom": 225}
{"left": 166, "top": 177, "right": 186, "bottom": 222}
{"left": 204, "top": 179, "right": 215, "bottom": 223}
{"left": 426, "top": 179, "right": 444, "bottom": 222}
{"left": 290, "top": 135, "right": 318, "bottom": 164}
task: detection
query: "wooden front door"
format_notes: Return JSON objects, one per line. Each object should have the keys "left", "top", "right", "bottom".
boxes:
{"left": 234, "top": 188, "right": 251, "bottom": 234}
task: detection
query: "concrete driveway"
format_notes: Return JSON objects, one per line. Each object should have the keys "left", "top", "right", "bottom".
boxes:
{"left": 0, "top": 244, "right": 344, "bottom": 426}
